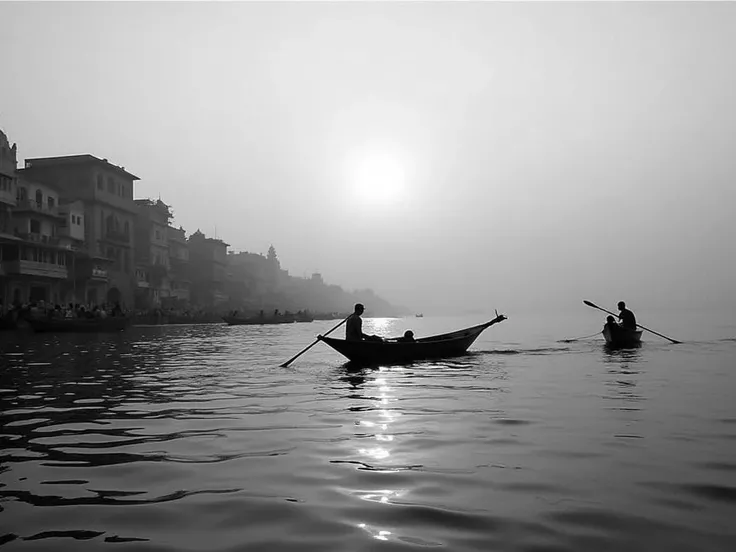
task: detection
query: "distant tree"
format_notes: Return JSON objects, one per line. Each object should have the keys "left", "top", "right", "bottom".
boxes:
{"left": 267, "top": 245, "right": 280, "bottom": 268}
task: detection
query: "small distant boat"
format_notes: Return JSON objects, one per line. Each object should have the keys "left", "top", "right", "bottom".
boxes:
{"left": 415, "top": 313, "right": 424, "bottom": 318}
{"left": 603, "top": 326, "right": 643, "bottom": 348}
{"left": 319, "top": 316, "right": 506, "bottom": 365}
{"left": 27, "top": 316, "right": 131, "bottom": 333}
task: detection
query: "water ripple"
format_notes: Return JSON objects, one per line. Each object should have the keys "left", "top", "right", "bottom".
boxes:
{"left": 0, "top": 322, "right": 734, "bottom": 551}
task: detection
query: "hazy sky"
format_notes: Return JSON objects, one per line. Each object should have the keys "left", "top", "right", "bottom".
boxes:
{"left": 2, "top": 2, "right": 735, "bottom": 314}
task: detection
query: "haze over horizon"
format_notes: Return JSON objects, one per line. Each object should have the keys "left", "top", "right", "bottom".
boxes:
{"left": 2, "top": 2, "right": 734, "bottom": 316}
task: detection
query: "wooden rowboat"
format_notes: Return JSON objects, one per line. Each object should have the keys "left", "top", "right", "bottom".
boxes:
{"left": 318, "top": 315, "right": 507, "bottom": 365}
{"left": 602, "top": 325, "right": 642, "bottom": 348}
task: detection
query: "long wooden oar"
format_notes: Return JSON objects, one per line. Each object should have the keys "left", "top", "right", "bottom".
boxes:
{"left": 583, "top": 300, "right": 681, "bottom": 344}
{"left": 279, "top": 315, "right": 350, "bottom": 367}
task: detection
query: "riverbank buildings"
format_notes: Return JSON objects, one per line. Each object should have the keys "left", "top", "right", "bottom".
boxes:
{"left": 133, "top": 198, "right": 172, "bottom": 309}
{"left": 0, "top": 128, "right": 405, "bottom": 316}
{"left": 18, "top": 154, "right": 140, "bottom": 308}
{"left": 188, "top": 230, "right": 229, "bottom": 308}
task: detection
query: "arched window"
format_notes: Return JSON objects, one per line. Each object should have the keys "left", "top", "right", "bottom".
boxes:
{"left": 35, "top": 189, "right": 43, "bottom": 206}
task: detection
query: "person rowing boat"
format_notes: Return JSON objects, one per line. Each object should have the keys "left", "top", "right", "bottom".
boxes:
{"left": 345, "top": 303, "right": 383, "bottom": 342}
{"left": 617, "top": 301, "right": 637, "bottom": 330}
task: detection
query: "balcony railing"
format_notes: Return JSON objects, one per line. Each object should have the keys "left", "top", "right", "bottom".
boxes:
{"left": 14, "top": 231, "right": 43, "bottom": 243}
{"left": 14, "top": 232, "right": 71, "bottom": 249}
{"left": 0, "top": 188, "right": 16, "bottom": 207}
{"left": 14, "top": 199, "right": 62, "bottom": 217}
{"left": 1, "top": 260, "right": 68, "bottom": 279}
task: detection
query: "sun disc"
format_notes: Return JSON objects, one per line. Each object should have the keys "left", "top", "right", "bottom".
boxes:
{"left": 351, "top": 154, "right": 405, "bottom": 206}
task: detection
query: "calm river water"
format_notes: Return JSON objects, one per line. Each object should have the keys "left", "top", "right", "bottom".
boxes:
{"left": 1, "top": 312, "right": 735, "bottom": 551}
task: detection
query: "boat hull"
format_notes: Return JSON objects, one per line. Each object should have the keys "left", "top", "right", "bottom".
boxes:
{"left": 602, "top": 326, "right": 642, "bottom": 347}
{"left": 27, "top": 316, "right": 131, "bottom": 333}
{"left": 319, "top": 317, "right": 505, "bottom": 365}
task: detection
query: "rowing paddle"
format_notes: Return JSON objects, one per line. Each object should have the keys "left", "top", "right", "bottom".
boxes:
{"left": 279, "top": 315, "right": 350, "bottom": 367}
{"left": 583, "top": 300, "right": 681, "bottom": 344}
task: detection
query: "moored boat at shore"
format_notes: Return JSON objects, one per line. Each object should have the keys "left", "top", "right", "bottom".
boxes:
{"left": 222, "top": 315, "right": 295, "bottom": 326}
{"left": 602, "top": 325, "right": 642, "bottom": 348}
{"left": 318, "top": 314, "right": 507, "bottom": 365}
{"left": 26, "top": 316, "right": 131, "bottom": 333}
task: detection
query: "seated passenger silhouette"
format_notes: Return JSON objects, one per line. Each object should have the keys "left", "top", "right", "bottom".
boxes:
{"left": 397, "top": 330, "right": 416, "bottom": 342}
{"left": 604, "top": 315, "right": 620, "bottom": 336}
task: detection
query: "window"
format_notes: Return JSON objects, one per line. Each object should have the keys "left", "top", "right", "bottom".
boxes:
{"left": 97, "top": 174, "right": 103, "bottom": 190}
{"left": 78, "top": 215, "right": 83, "bottom": 226}
{"left": 30, "top": 219, "right": 41, "bottom": 233}
{"left": 48, "top": 196, "right": 55, "bottom": 209}
{"left": 122, "top": 185, "right": 127, "bottom": 197}
{"left": 124, "top": 221, "right": 130, "bottom": 236}
{"left": 18, "top": 187, "right": 27, "bottom": 201}
{"left": 35, "top": 189, "right": 43, "bottom": 206}
{"left": 107, "top": 177, "right": 115, "bottom": 193}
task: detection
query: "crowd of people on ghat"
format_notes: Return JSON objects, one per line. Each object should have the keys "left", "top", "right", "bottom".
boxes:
{"left": 0, "top": 299, "right": 125, "bottom": 321}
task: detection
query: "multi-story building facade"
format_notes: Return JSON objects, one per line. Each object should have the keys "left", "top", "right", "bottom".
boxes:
{"left": 133, "top": 199, "right": 171, "bottom": 309}
{"left": 167, "top": 225, "right": 190, "bottom": 305}
{"left": 0, "top": 130, "right": 17, "bottom": 237}
{"left": 57, "top": 199, "right": 103, "bottom": 304}
{"left": 188, "top": 230, "right": 229, "bottom": 308}
{"left": 20, "top": 155, "right": 140, "bottom": 307}
{"left": 0, "top": 130, "right": 18, "bottom": 307}
{"left": 1, "top": 175, "right": 72, "bottom": 305}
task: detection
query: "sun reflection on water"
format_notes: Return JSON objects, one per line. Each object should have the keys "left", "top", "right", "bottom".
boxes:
{"left": 358, "top": 446, "right": 391, "bottom": 460}
{"left": 348, "top": 364, "right": 409, "bottom": 544}
{"left": 358, "top": 522, "right": 392, "bottom": 541}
